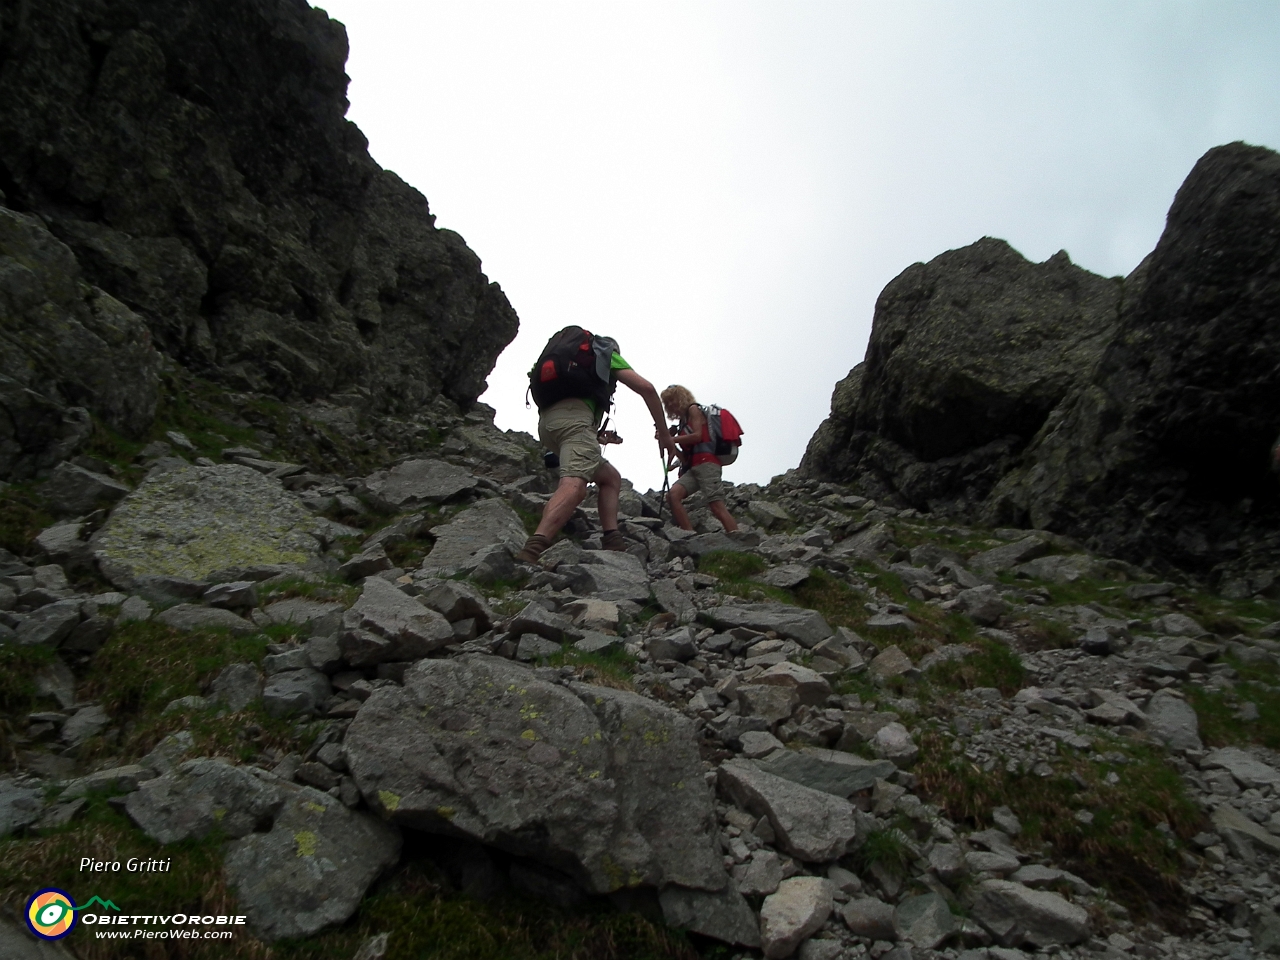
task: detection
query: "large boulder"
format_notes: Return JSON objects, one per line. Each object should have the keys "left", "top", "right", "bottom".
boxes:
{"left": 91, "top": 465, "right": 321, "bottom": 588}
{"left": 344, "top": 655, "right": 729, "bottom": 902}
{"left": 0, "top": 1, "right": 516, "bottom": 413}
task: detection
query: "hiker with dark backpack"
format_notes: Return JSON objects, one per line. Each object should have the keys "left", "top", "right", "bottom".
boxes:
{"left": 516, "top": 326, "right": 679, "bottom": 563}
{"left": 660, "top": 384, "right": 742, "bottom": 533}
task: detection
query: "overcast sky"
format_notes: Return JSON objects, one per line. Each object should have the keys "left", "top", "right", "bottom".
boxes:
{"left": 316, "top": 0, "right": 1280, "bottom": 495}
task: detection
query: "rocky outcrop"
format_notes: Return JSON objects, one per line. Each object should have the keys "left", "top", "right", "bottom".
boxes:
{"left": 804, "top": 142, "right": 1280, "bottom": 582}
{"left": 0, "top": 208, "right": 159, "bottom": 480}
{"left": 802, "top": 237, "right": 1120, "bottom": 514}
{"left": 0, "top": 0, "right": 517, "bottom": 479}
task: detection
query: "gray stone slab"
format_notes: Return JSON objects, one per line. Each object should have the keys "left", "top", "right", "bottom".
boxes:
{"left": 758, "top": 564, "right": 812, "bottom": 589}
{"left": 44, "top": 462, "right": 131, "bottom": 514}
{"left": 262, "top": 669, "right": 332, "bottom": 718}
{"left": 15, "top": 599, "right": 82, "bottom": 646}
{"left": 1144, "top": 689, "right": 1202, "bottom": 752}
{"left": 0, "top": 777, "right": 45, "bottom": 838}
{"left": 659, "top": 884, "right": 761, "bottom": 948}
{"left": 968, "top": 536, "right": 1051, "bottom": 574}
{"left": 970, "top": 879, "right": 1090, "bottom": 948}
{"left": 564, "top": 550, "right": 650, "bottom": 603}
{"left": 754, "top": 747, "right": 896, "bottom": 798}
{"left": 263, "top": 597, "right": 345, "bottom": 635}
{"left": 652, "top": 578, "right": 696, "bottom": 625}
{"left": 760, "top": 877, "right": 834, "bottom": 960}
{"left": 340, "top": 576, "right": 454, "bottom": 667}
{"left": 895, "top": 892, "right": 957, "bottom": 949}
{"left": 1212, "top": 803, "right": 1280, "bottom": 856}
{"left": 361, "top": 458, "right": 477, "bottom": 510}
{"left": 419, "top": 499, "right": 527, "bottom": 578}
{"left": 1202, "top": 747, "right": 1280, "bottom": 789}
{"left": 156, "top": 603, "right": 256, "bottom": 635}
{"left": 125, "top": 758, "right": 284, "bottom": 844}
{"left": 718, "top": 758, "right": 860, "bottom": 862}
{"left": 705, "top": 603, "right": 833, "bottom": 647}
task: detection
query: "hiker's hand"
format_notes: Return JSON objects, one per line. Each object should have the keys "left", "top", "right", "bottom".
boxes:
{"left": 599, "top": 429, "right": 622, "bottom": 445}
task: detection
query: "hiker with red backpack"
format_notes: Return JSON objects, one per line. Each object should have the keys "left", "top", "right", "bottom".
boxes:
{"left": 660, "top": 384, "right": 743, "bottom": 533}
{"left": 516, "top": 326, "right": 680, "bottom": 564}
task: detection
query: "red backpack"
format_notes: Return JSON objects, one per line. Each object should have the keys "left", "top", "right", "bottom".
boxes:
{"left": 705, "top": 405, "right": 743, "bottom": 461}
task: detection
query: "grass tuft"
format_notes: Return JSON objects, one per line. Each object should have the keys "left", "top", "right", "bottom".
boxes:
{"left": 541, "top": 644, "right": 637, "bottom": 691}
{"left": 0, "top": 482, "right": 54, "bottom": 556}
{"left": 854, "top": 828, "right": 914, "bottom": 879}
{"left": 914, "top": 731, "right": 1200, "bottom": 925}
{"left": 697, "top": 551, "right": 792, "bottom": 604}
{"left": 1181, "top": 653, "right": 1280, "bottom": 749}
{"left": 924, "top": 638, "right": 1025, "bottom": 697}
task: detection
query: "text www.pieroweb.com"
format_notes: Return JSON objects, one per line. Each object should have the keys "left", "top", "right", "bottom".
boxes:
{"left": 86, "top": 913, "right": 245, "bottom": 940}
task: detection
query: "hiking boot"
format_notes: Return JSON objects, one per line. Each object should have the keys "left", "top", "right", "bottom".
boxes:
{"left": 515, "top": 534, "right": 551, "bottom": 564}
{"left": 601, "top": 529, "right": 627, "bottom": 552}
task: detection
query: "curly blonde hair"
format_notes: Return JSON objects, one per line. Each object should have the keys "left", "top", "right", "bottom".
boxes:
{"left": 661, "top": 384, "right": 697, "bottom": 421}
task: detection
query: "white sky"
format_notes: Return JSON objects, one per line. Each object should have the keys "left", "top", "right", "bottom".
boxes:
{"left": 315, "top": 1, "right": 1280, "bottom": 494}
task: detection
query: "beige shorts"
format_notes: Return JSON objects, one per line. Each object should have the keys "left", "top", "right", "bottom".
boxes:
{"left": 674, "top": 461, "right": 724, "bottom": 503}
{"left": 539, "top": 398, "right": 606, "bottom": 481}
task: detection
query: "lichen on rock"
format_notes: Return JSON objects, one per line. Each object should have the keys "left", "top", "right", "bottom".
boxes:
{"left": 92, "top": 464, "right": 321, "bottom": 586}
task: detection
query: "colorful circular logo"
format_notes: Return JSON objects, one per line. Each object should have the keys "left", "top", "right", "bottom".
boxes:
{"left": 26, "top": 888, "right": 77, "bottom": 940}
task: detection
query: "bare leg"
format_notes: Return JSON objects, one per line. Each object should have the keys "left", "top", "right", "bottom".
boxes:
{"left": 594, "top": 460, "right": 622, "bottom": 532}
{"left": 710, "top": 500, "right": 738, "bottom": 532}
{"left": 668, "top": 484, "right": 694, "bottom": 531}
{"left": 535, "top": 476, "right": 589, "bottom": 539}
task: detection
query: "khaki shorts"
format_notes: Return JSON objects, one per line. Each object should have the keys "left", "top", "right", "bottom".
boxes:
{"left": 539, "top": 398, "right": 606, "bottom": 481}
{"left": 674, "top": 461, "right": 724, "bottom": 503}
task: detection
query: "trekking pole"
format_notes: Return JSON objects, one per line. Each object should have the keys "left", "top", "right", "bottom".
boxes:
{"left": 657, "top": 458, "right": 670, "bottom": 522}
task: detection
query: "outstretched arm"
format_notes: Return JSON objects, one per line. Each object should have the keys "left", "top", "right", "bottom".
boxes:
{"left": 616, "top": 368, "right": 680, "bottom": 460}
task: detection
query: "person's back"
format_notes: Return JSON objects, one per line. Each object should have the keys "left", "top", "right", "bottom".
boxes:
{"left": 516, "top": 328, "right": 679, "bottom": 562}
{"left": 661, "top": 384, "right": 739, "bottom": 533}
